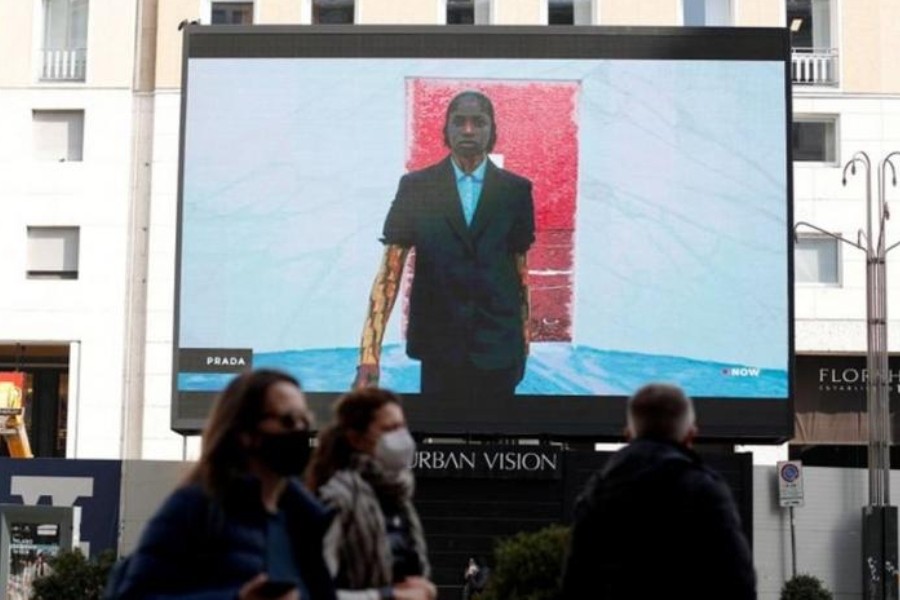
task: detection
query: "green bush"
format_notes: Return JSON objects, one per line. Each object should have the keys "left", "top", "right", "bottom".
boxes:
{"left": 480, "top": 524, "right": 570, "bottom": 600}
{"left": 780, "top": 574, "right": 834, "bottom": 600}
{"left": 30, "top": 548, "right": 116, "bottom": 600}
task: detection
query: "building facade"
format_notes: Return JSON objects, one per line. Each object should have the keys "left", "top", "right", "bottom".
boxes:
{"left": 1, "top": 0, "right": 899, "bottom": 459}
{"left": 3, "top": 1, "right": 900, "bottom": 599}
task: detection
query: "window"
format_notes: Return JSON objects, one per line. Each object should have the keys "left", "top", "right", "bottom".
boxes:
{"left": 549, "top": 0, "right": 574, "bottom": 24}
{"left": 313, "top": 0, "right": 354, "bottom": 24}
{"left": 33, "top": 110, "right": 84, "bottom": 162}
{"left": 788, "top": 0, "right": 837, "bottom": 85}
{"left": 795, "top": 235, "right": 839, "bottom": 285}
{"left": 40, "top": 0, "right": 88, "bottom": 81}
{"left": 26, "top": 227, "right": 79, "bottom": 280}
{"left": 682, "top": 0, "right": 731, "bottom": 26}
{"left": 787, "top": 0, "right": 832, "bottom": 50}
{"left": 547, "top": 0, "right": 591, "bottom": 25}
{"left": 211, "top": 1, "right": 253, "bottom": 24}
{"left": 446, "top": 0, "right": 490, "bottom": 24}
{"left": 792, "top": 116, "right": 837, "bottom": 163}
{"left": 447, "top": 0, "right": 474, "bottom": 24}
{"left": 0, "top": 344, "right": 70, "bottom": 458}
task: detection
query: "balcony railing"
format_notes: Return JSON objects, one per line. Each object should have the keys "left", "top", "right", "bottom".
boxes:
{"left": 39, "top": 48, "right": 86, "bottom": 82}
{"left": 791, "top": 48, "right": 839, "bottom": 86}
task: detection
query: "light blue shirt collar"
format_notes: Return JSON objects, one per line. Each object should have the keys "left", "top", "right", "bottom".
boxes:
{"left": 451, "top": 157, "right": 488, "bottom": 182}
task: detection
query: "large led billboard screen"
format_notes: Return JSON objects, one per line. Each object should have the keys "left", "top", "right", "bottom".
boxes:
{"left": 174, "top": 26, "right": 793, "bottom": 440}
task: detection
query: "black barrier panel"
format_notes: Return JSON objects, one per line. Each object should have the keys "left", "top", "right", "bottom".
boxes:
{"left": 863, "top": 506, "right": 899, "bottom": 600}
{"left": 414, "top": 446, "right": 753, "bottom": 595}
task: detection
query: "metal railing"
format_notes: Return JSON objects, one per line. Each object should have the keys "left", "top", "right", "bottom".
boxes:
{"left": 791, "top": 47, "right": 839, "bottom": 86}
{"left": 39, "top": 48, "right": 86, "bottom": 82}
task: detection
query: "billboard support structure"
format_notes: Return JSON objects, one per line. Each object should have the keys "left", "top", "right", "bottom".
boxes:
{"left": 795, "top": 150, "right": 900, "bottom": 600}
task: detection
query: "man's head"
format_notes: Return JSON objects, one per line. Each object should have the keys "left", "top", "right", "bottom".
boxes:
{"left": 625, "top": 383, "right": 697, "bottom": 445}
{"left": 443, "top": 91, "right": 498, "bottom": 159}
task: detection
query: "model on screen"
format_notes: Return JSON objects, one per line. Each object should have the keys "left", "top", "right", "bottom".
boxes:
{"left": 354, "top": 90, "right": 535, "bottom": 404}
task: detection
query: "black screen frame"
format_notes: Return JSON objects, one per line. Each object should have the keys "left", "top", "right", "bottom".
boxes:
{"left": 172, "top": 24, "right": 795, "bottom": 443}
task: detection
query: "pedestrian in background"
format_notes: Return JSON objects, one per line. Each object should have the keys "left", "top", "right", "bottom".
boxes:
{"left": 561, "top": 382, "right": 756, "bottom": 600}
{"left": 111, "top": 369, "right": 336, "bottom": 600}
{"left": 307, "top": 387, "right": 436, "bottom": 600}
{"left": 462, "top": 557, "right": 489, "bottom": 600}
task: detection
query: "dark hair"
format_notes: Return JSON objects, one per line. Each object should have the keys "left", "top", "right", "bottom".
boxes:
{"left": 627, "top": 383, "right": 695, "bottom": 442}
{"left": 442, "top": 90, "right": 498, "bottom": 153}
{"left": 306, "top": 387, "right": 401, "bottom": 492}
{"left": 185, "top": 369, "right": 301, "bottom": 498}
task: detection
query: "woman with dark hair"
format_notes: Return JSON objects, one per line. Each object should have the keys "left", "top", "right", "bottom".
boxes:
{"left": 112, "top": 369, "right": 336, "bottom": 600}
{"left": 307, "top": 388, "right": 435, "bottom": 600}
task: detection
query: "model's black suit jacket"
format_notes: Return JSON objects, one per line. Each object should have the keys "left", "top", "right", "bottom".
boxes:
{"left": 382, "top": 156, "right": 535, "bottom": 370}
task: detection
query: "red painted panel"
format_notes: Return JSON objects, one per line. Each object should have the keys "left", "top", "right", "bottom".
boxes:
{"left": 406, "top": 79, "right": 579, "bottom": 342}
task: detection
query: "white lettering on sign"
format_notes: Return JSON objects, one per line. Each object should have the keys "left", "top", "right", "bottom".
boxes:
{"left": 9, "top": 476, "right": 93, "bottom": 555}
{"left": 412, "top": 450, "right": 559, "bottom": 473}
{"left": 818, "top": 367, "right": 900, "bottom": 384}
{"left": 722, "top": 367, "right": 761, "bottom": 377}
{"left": 816, "top": 366, "right": 900, "bottom": 393}
{"left": 206, "top": 356, "right": 247, "bottom": 366}
{"left": 10, "top": 476, "right": 93, "bottom": 507}
{"left": 413, "top": 451, "right": 477, "bottom": 470}
{"left": 483, "top": 452, "right": 558, "bottom": 471}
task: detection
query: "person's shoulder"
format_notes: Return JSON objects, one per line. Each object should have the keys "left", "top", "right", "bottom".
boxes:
{"left": 283, "top": 479, "right": 336, "bottom": 534}
{"left": 490, "top": 162, "right": 532, "bottom": 189}
{"left": 317, "top": 469, "right": 368, "bottom": 509}
{"left": 284, "top": 479, "right": 333, "bottom": 519}
{"left": 157, "top": 482, "right": 208, "bottom": 514}
{"left": 615, "top": 438, "right": 693, "bottom": 469}
{"left": 676, "top": 457, "right": 734, "bottom": 503}
{"left": 136, "top": 482, "right": 210, "bottom": 546}
{"left": 151, "top": 483, "right": 219, "bottom": 530}
{"left": 401, "top": 157, "right": 452, "bottom": 183}
{"left": 611, "top": 439, "right": 704, "bottom": 489}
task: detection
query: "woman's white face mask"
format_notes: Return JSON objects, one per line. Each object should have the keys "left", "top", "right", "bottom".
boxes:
{"left": 374, "top": 427, "right": 416, "bottom": 474}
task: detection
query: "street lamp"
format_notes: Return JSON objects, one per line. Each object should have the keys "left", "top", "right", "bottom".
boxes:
{"left": 795, "top": 150, "right": 900, "bottom": 600}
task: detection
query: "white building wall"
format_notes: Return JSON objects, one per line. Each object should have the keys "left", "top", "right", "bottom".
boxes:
{"left": 142, "top": 90, "right": 187, "bottom": 459}
{"left": 3, "top": 2, "right": 900, "bottom": 597}
{"left": 793, "top": 94, "right": 900, "bottom": 354}
{"left": 752, "top": 465, "right": 900, "bottom": 600}
{"left": 0, "top": 87, "right": 135, "bottom": 458}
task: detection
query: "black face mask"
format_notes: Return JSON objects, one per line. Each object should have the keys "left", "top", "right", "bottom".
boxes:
{"left": 254, "top": 430, "right": 312, "bottom": 476}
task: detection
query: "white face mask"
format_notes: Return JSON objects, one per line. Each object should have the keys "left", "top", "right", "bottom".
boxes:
{"left": 374, "top": 427, "right": 416, "bottom": 474}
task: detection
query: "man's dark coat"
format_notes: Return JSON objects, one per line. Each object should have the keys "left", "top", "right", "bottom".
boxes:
{"left": 562, "top": 438, "right": 757, "bottom": 600}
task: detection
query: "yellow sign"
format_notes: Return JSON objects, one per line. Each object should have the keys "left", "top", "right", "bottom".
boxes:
{"left": 0, "top": 373, "right": 32, "bottom": 458}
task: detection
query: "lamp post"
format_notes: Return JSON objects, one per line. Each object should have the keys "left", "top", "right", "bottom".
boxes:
{"left": 795, "top": 150, "right": 900, "bottom": 600}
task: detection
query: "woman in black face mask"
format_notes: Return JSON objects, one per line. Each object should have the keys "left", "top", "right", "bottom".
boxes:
{"left": 109, "top": 369, "right": 337, "bottom": 600}
{"left": 307, "top": 388, "right": 436, "bottom": 600}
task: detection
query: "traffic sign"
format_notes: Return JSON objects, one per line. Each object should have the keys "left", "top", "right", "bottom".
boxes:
{"left": 778, "top": 460, "right": 804, "bottom": 508}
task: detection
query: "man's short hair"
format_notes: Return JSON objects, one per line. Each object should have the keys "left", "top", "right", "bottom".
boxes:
{"left": 626, "top": 383, "right": 696, "bottom": 442}
{"left": 442, "top": 90, "right": 498, "bottom": 153}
